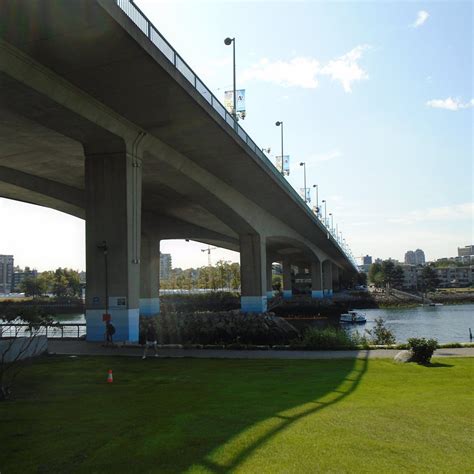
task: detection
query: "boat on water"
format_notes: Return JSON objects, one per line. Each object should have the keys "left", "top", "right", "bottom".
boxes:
{"left": 340, "top": 310, "right": 367, "bottom": 324}
{"left": 429, "top": 303, "right": 444, "bottom": 307}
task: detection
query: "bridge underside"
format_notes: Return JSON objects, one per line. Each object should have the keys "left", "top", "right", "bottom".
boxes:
{"left": 0, "top": 0, "right": 357, "bottom": 341}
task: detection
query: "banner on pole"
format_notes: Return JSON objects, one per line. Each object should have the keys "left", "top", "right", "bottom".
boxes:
{"left": 276, "top": 155, "right": 290, "bottom": 175}
{"left": 224, "top": 89, "right": 246, "bottom": 118}
{"left": 300, "top": 188, "right": 311, "bottom": 203}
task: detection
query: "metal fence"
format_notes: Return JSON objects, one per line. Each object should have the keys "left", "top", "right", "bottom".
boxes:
{"left": 0, "top": 324, "right": 86, "bottom": 339}
{"left": 114, "top": 0, "right": 357, "bottom": 270}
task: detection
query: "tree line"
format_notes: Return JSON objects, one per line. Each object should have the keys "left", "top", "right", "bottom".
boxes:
{"left": 160, "top": 260, "right": 241, "bottom": 291}
{"left": 368, "top": 260, "right": 440, "bottom": 293}
{"left": 20, "top": 268, "right": 82, "bottom": 299}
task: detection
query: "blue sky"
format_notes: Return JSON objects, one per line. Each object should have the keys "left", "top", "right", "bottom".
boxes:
{"left": 0, "top": 0, "right": 472, "bottom": 270}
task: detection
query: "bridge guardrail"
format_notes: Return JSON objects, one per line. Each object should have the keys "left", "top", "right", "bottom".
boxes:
{"left": 115, "top": 0, "right": 357, "bottom": 270}
{"left": 0, "top": 323, "right": 86, "bottom": 339}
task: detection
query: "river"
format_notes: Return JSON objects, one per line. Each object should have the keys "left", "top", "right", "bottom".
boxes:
{"left": 55, "top": 303, "right": 474, "bottom": 344}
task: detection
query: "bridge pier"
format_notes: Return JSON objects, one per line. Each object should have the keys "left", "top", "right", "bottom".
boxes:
{"left": 311, "top": 260, "right": 324, "bottom": 298}
{"left": 266, "top": 257, "right": 274, "bottom": 299}
{"left": 322, "top": 260, "right": 333, "bottom": 297}
{"left": 139, "top": 234, "right": 160, "bottom": 317}
{"left": 84, "top": 143, "right": 142, "bottom": 343}
{"left": 282, "top": 259, "right": 293, "bottom": 299}
{"left": 240, "top": 234, "right": 267, "bottom": 313}
{"left": 332, "top": 264, "right": 340, "bottom": 293}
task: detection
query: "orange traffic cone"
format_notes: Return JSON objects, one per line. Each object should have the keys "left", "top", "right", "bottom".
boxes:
{"left": 107, "top": 369, "right": 113, "bottom": 383}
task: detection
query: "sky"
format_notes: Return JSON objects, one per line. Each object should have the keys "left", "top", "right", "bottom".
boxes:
{"left": 0, "top": 0, "right": 472, "bottom": 271}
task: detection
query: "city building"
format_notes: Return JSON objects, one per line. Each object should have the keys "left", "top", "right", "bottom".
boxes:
{"left": 404, "top": 251, "right": 415, "bottom": 265}
{"left": 0, "top": 255, "right": 14, "bottom": 294}
{"left": 435, "top": 266, "right": 473, "bottom": 288}
{"left": 404, "top": 249, "right": 425, "bottom": 265}
{"left": 458, "top": 245, "right": 474, "bottom": 258}
{"left": 414, "top": 249, "right": 425, "bottom": 265}
{"left": 362, "top": 255, "right": 372, "bottom": 265}
{"left": 11, "top": 267, "right": 38, "bottom": 292}
{"left": 160, "top": 253, "right": 172, "bottom": 280}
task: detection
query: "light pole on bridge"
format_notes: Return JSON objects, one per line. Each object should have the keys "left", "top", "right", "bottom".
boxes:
{"left": 224, "top": 37, "right": 237, "bottom": 120}
{"left": 299, "top": 162, "right": 307, "bottom": 203}
{"left": 275, "top": 121, "right": 284, "bottom": 175}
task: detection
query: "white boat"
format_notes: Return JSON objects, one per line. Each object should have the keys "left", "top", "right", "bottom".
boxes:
{"left": 340, "top": 310, "right": 367, "bottom": 324}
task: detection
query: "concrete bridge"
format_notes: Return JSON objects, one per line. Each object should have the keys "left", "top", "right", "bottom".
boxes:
{"left": 0, "top": 0, "right": 358, "bottom": 341}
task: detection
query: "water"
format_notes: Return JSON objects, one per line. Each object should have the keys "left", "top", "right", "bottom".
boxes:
{"left": 55, "top": 305, "right": 474, "bottom": 344}
{"left": 343, "top": 304, "right": 474, "bottom": 344}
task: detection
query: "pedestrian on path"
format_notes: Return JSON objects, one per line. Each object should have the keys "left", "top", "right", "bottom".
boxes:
{"left": 142, "top": 321, "right": 159, "bottom": 359}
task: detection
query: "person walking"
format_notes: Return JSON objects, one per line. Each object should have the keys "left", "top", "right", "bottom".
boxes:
{"left": 105, "top": 321, "right": 115, "bottom": 347}
{"left": 142, "top": 321, "right": 159, "bottom": 359}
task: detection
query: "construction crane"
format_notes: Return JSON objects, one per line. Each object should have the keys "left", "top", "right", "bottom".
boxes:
{"left": 201, "top": 245, "right": 217, "bottom": 266}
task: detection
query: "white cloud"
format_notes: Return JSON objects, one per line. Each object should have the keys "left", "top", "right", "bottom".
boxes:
{"left": 320, "top": 45, "right": 371, "bottom": 93}
{"left": 426, "top": 97, "right": 474, "bottom": 111}
{"left": 308, "top": 149, "right": 343, "bottom": 165}
{"left": 387, "top": 202, "right": 473, "bottom": 225}
{"left": 241, "top": 45, "right": 370, "bottom": 92}
{"left": 412, "top": 10, "right": 429, "bottom": 28}
{"left": 241, "top": 57, "right": 320, "bottom": 89}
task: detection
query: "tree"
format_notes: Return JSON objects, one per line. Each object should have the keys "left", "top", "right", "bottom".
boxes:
{"left": 0, "top": 304, "right": 55, "bottom": 400}
{"left": 381, "top": 260, "right": 395, "bottom": 289}
{"left": 419, "top": 266, "right": 440, "bottom": 294}
{"left": 355, "top": 272, "right": 367, "bottom": 286}
{"left": 368, "top": 263, "right": 383, "bottom": 288}
{"left": 391, "top": 265, "right": 405, "bottom": 290}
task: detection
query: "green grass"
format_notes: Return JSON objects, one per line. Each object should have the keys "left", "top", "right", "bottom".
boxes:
{"left": 1, "top": 356, "right": 473, "bottom": 473}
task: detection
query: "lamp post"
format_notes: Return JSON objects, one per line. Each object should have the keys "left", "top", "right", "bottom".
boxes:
{"left": 312, "top": 184, "right": 319, "bottom": 214}
{"left": 275, "top": 121, "right": 284, "bottom": 175}
{"left": 322, "top": 200, "right": 327, "bottom": 227}
{"left": 224, "top": 37, "right": 236, "bottom": 119}
{"left": 299, "top": 162, "right": 307, "bottom": 203}
{"left": 329, "top": 213, "right": 334, "bottom": 233}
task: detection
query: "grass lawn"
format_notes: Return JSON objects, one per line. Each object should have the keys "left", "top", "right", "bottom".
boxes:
{"left": 0, "top": 355, "right": 473, "bottom": 473}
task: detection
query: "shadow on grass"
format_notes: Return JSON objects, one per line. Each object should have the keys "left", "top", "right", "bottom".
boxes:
{"left": 424, "top": 362, "right": 454, "bottom": 368}
{"left": 0, "top": 353, "right": 368, "bottom": 473}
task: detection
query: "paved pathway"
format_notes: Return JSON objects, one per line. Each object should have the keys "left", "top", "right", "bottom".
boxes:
{"left": 48, "top": 340, "right": 474, "bottom": 360}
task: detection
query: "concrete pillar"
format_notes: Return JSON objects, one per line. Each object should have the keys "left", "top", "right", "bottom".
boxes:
{"left": 323, "top": 260, "right": 333, "bottom": 297}
{"left": 140, "top": 234, "right": 160, "bottom": 317}
{"left": 282, "top": 259, "right": 292, "bottom": 299}
{"left": 332, "top": 264, "right": 340, "bottom": 293}
{"left": 266, "top": 257, "right": 274, "bottom": 299}
{"left": 311, "top": 260, "right": 323, "bottom": 298}
{"left": 240, "top": 234, "right": 267, "bottom": 312}
{"left": 84, "top": 143, "right": 142, "bottom": 342}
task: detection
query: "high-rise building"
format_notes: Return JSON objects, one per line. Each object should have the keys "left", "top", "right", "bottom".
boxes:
{"left": 414, "top": 249, "right": 425, "bottom": 265}
{"left": 160, "top": 253, "right": 172, "bottom": 280}
{"left": 0, "top": 255, "right": 14, "bottom": 294}
{"left": 458, "top": 245, "right": 474, "bottom": 258}
{"left": 404, "top": 251, "right": 416, "bottom": 265}
{"left": 12, "top": 267, "right": 38, "bottom": 292}
{"left": 362, "top": 255, "right": 372, "bottom": 265}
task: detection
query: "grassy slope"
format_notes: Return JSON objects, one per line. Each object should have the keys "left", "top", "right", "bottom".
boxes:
{"left": 0, "top": 356, "right": 472, "bottom": 473}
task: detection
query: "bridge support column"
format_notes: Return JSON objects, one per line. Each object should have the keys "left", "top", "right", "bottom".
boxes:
{"left": 140, "top": 234, "right": 160, "bottom": 317}
{"left": 323, "top": 260, "right": 333, "bottom": 297}
{"left": 266, "top": 258, "right": 274, "bottom": 299}
{"left": 240, "top": 234, "right": 267, "bottom": 313}
{"left": 332, "top": 264, "right": 340, "bottom": 293}
{"left": 282, "top": 259, "right": 292, "bottom": 299}
{"left": 84, "top": 143, "right": 142, "bottom": 342}
{"left": 311, "top": 260, "right": 323, "bottom": 298}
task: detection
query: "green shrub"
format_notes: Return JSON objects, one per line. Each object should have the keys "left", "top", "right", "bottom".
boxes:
{"left": 365, "top": 317, "right": 396, "bottom": 345}
{"left": 291, "top": 327, "right": 358, "bottom": 350}
{"left": 407, "top": 337, "right": 438, "bottom": 364}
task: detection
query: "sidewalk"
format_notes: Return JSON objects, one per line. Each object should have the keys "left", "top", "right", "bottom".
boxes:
{"left": 48, "top": 340, "right": 474, "bottom": 360}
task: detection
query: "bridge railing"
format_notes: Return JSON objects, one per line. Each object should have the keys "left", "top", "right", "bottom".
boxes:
{"left": 0, "top": 323, "right": 86, "bottom": 339}
{"left": 115, "top": 0, "right": 357, "bottom": 270}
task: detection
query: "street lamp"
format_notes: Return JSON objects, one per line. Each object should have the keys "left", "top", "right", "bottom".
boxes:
{"left": 224, "top": 37, "right": 236, "bottom": 119}
{"left": 299, "top": 162, "right": 307, "bottom": 203}
{"left": 322, "top": 200, "right": 327, "bottom": 227}
{"left": 329, "top": 213, "right": 334, "bottom": 233}
{"left": 275, "top": 121, "right": 284, "bottom": 175}
{"left": 312, "top": 184, "right": 319, "bottom": 214}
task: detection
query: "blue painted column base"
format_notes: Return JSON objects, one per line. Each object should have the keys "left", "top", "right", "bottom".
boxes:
{"left": 139, "top": 297, "right": 160, "bottom": 317}
{"left": 241, "top": 296, "right": 267, "bottom": 313}
{"left": 311, "top": 290, "right": 324, "bottom": 299}
{"left": 266, "top": 290, "right": 275, "bottom": 299}
{"left": 86, "top": 308, "right": 139, "bottom": 342}
{"left": 282, "top": 290, "right": 292, "bottom": 300}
